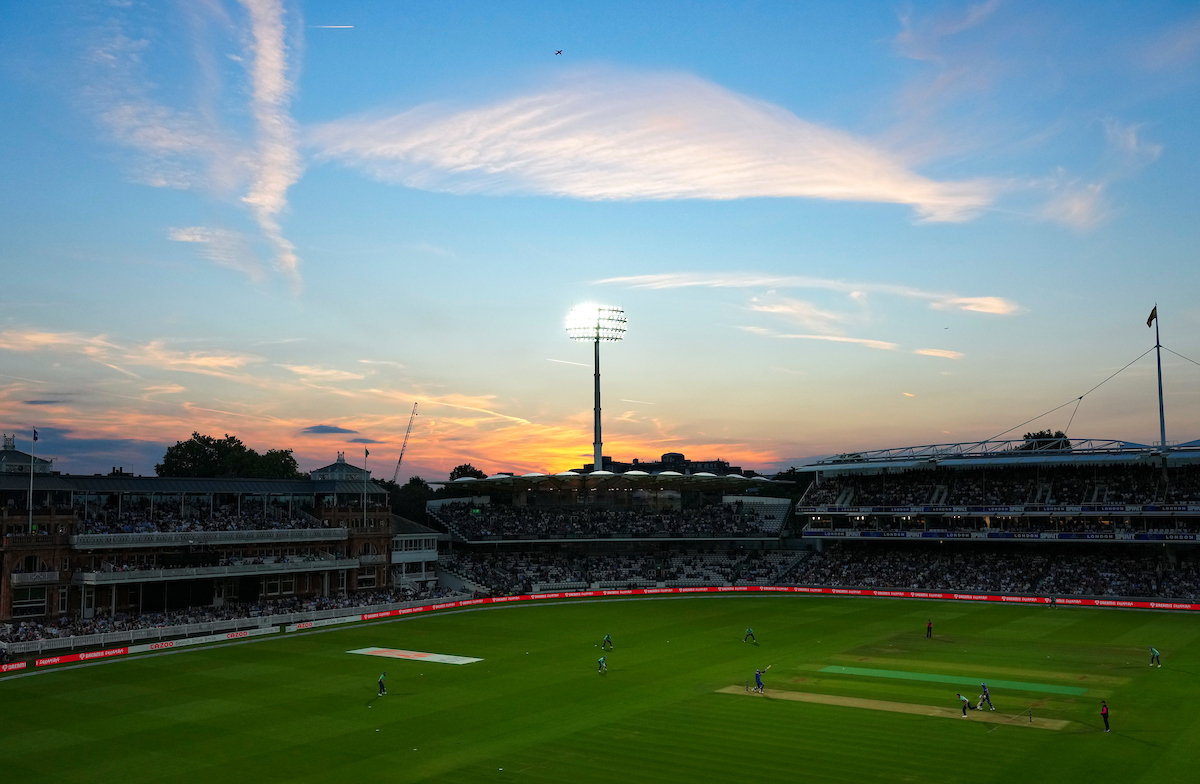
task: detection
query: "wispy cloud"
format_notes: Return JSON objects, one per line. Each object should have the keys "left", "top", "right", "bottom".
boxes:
{"left": 126, "top": 341, "right": 262, "bottom": 373}
{"left": 1141, "top": 15, "right": 1200, "bottom": 71}
{"left": 0, "top": 329, "right": 263, "bottom": 381}
{"left": 895, "top": 0, "right": 1002, "bottom": 64}
{"left": 0, "top": 330, "right": 118, "bottom": 356}
{"left": 358, "top": 359, "right": 406, "bottom": 368}
{"left": 739, "top": 326, "right": 898, "bottom": 351}
{"left": 168, "top": 226, "right": 265, "bottom": 279}
{"left": 282, "top": 365, "right": 366, "bottom": 382}
{"left": 312, "top": 71, "right": 995, "bottom": 222}
{"left": 599, "top": 272, "right": 1020, "bottom": 315}
{"left": 89, "top": 1, "right": 302, "bottom": 283}
{"left": 238, "top": 0, "right": 303, "bottom": 283}
{"left": 913, "top": 348, "right": 964, "bottom": 359}
{"left": 547, "top": 358, "right": 589, "bottom": 367}
{"left": 749, "top": 295, "right": 851, "bottom": 334}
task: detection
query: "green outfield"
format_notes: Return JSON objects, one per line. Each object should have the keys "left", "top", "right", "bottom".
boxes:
{"left": 3, "top": 595, "right": 1199, "bottom": 784}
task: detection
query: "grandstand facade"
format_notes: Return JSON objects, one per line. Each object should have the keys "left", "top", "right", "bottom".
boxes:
{"left": 0, "top": 452, "right": 439, "bottom": 623}
{"left": 427, "top": 472, "right": 805, "bottom": 595}
{"left": 794, "top": 438, "right": 1200, "bottom": 541}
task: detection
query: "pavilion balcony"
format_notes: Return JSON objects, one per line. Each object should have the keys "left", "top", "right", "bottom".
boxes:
{"left": 71, "top": 557, "right": 362, "bottom": 585}
{"left": 70, "top": 528, "right": 349, "bottom": 550}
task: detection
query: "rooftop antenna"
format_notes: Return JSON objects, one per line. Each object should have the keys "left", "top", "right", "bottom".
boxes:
{"left": 392, "top": 403, "right": 419, "bottom": 483}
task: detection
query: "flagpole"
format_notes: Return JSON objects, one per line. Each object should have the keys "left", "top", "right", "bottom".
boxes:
{"left": 363, "top": 448, "right": 368, "bottom": 529}
{"left": 28, "top": 428, "right": 35, "bottom": 533}
{"left": 1154, "top": 309, "right": 1167, "bottom": 467}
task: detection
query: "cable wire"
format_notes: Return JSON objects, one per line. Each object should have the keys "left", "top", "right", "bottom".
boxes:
{"left": 1163, "top": 346, "right": 1200, "bottom": 369}
{"left": 986, "top": 346, "right": 1155, "bottom": 442}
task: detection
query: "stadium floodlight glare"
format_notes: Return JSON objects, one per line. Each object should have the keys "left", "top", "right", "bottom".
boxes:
{"left": 566, "top": 304, "right": 627, "bottom": 472}
{"left": 566, "top": 303, "right": 627, "bottom": 341}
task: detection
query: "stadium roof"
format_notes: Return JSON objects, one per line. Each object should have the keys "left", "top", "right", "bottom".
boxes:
{"left": 432, "top": 472, "right": 786, "bottom": 492}
{"left": 0, "top": 474, "right": 389, "bottom": 495}
{"left": 796, "top": 437, "right": 1200, "bottom": 473}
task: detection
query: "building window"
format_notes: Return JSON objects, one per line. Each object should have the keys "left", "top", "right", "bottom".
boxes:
{"left": 281, "top": 576, "right": 295, "bottom": 595}
{"left": 58, "top": 587, "right": 69, "bottom": 614}
{"left": 356, "top": 568, "right": 377, "bottom": 589}
{"left": 338, "top": 571, "right": 347, "bottom": 592}
{"left": 265, "top": 579, "right": 281, "bottom": 595}
{"left": 13, "top": 587, "right": 48, "bottom": 617}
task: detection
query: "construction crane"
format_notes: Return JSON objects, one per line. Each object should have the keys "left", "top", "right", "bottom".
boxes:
{"left": 391, "top": 403, "right": 418, "bottom": 483}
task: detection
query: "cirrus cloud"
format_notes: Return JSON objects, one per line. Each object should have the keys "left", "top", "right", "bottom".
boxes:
{"left": 312, "top": 71, "right": 996, "bottom": 222}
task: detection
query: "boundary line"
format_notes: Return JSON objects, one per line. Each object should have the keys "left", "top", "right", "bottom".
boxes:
{"left": 4, "top": 585, "right": 1197, "bottom": 682}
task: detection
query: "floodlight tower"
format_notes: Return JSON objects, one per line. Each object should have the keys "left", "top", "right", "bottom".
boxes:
{"left": 566, "top": 304, "right": 627, "bottom": 472}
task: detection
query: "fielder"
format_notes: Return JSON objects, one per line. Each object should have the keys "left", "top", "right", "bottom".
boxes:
{"left": 598, "top": 656, "right": 607, "bottom": 674}
{"left": 1150, "top": 647, "right": 1161, "bottom": 667}
{"left": 744, "top": 627, "right": 757, "bottom": 643}
{"left": 602, "top": 634, "right": 613, "bottom": 651}
{"left": 957, "top": 693, "right": 975, "bottom": 717}
{"left": 378, "top": 671, "right": 387, "bottom": 696}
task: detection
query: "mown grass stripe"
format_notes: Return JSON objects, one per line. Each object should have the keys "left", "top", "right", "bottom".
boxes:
{"left": 818, "top": 665, "right": 1088, "bottom": 695}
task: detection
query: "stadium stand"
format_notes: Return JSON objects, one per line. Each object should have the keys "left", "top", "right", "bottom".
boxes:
{"left": 0, "top": 585, "right": 459, "bottom": 645}
{"left": 430, "top": 502, "right": 782, "bottom": 540}
{"left": 438, "top": 549, "right": 809, "bottom": 594}
{"left": 792, "top": 543, "right": 1200, "bottom": 599}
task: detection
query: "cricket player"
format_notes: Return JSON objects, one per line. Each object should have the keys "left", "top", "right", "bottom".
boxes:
{"left": 378, "top": 671, "right": 387, "bottom": 696}
{"left": 1150, "top": 647, "right": 1161, "bottom": 667}
{"left": 602, "top": 634, "right": 613, "bottom": 650}
{"left": 957, "top": 693, "right": 974, "bottom": 717}
{"left": 978, "top": 683, "right": 995, "bottom": 711}
{"left": 744, "top": 626, "right": 757, "bottom": 643}
{"left": 926, "top": 620, "right": 933, "bottom": 639}
{"left": 754, "top": 668, "right": 765, "bottom": 693}
{"left": 598, "top": 656, "right": 607, "bottom": 674}
{"left": 1101, "top": 700, "right": 1110, "bottom": 732}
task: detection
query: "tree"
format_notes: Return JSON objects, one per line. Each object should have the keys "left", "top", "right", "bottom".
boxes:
{"left": 155, "top": 433, "right": 306, "bottom": 478}
{"left": 449, "top": 463, "right": 487, "bottom": 481}
{"left": 256, "top": 448, "right": 305, "bottom": 479}
{"left": 378, "top": 475, "right": 434, "bottom": 522}
{"left": 1018, "top": 430, "right": 1071, "bottom": 451}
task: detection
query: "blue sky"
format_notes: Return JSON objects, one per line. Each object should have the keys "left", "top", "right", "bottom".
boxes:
{"left": 2, "top": 0, "right": 1200, "bottom": 478}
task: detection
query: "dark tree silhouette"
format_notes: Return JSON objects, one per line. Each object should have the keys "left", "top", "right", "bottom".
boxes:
{"left": 449, "top": 463, "right": 488, "bottom": 481}
{"left": 156, "top": 433, "right": 305, "bottom": 478}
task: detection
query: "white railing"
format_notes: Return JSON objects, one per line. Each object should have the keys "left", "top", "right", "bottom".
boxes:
{"left": 0, "top": 593, "right": 470, "bottom": 656}
{"left": 72, "top": 558, "right": 361, "bottom": 585}
{"left": 71, "top": 528, "right": 348, "bottom": 549}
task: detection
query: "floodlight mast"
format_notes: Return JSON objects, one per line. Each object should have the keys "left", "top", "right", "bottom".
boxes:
{"left": 566, "top": 305, "right": 626, "bottom": 472}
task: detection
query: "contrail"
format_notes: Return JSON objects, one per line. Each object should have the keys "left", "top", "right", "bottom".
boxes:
{"left": 547, "top": 358, "right": 588, "bottom": 367}
{"left": 310, "top": 25, "right": 353, "bottom": 28}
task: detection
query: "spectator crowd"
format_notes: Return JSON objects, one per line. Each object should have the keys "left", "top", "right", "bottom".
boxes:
{"left": 803, "top": 465, "right": 1200, "bottom": 507}
{"left": 792, "top": 543, "right": 1200, "bottom": 599}
{"left": 432, "top": 503, "right": 774, "bottom": 539}
{"left": 0, "top": 585, "right": 459, "bottom": 644}
{"left": 439, "top": 549, "right": 805, "bottom": 595}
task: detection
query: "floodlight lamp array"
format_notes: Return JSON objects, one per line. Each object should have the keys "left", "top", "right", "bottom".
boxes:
{"left": 566, "top": 304, "right": 627, "bottom": 341}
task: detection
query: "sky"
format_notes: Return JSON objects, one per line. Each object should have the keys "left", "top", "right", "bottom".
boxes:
{"left": 2, "top": 0, "right": 1200, "bottom": 480}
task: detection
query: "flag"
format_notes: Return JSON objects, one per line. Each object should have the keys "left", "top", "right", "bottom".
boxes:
{"left": 364, "top": 448, "right": 370, "bottom": 458}
{"left": 1147, "top": 306, "right": 1157, "bottom": 328}
{"left": 32, "top": 429, "right": 38, "bottom": 442}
